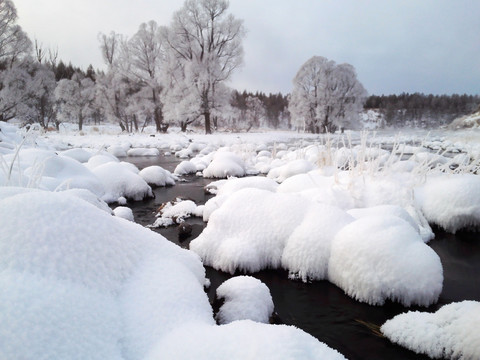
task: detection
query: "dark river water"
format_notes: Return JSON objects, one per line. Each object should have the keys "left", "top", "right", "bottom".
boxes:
{"left": 126, "top": 155, "right": 480, "bottom": 360}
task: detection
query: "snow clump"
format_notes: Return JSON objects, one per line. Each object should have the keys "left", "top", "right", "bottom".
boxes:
{"left": 381, "top": 301, "right": 480, "bottom": 360}
{"left": 215, "top": 276, "right": 274, "bottom": 324}
{"left": 113, "top": 206, "right": 135, "bottom": 221}
{"left": 202, "top": 151, "right": 246, "bottom": 178}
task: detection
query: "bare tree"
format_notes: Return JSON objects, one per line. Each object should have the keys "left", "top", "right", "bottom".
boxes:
{"left": 161, "top": 0, "right": 245, "bottom": 134}
{"left": 289, "top": 56, "right": 367, "bottom": 133}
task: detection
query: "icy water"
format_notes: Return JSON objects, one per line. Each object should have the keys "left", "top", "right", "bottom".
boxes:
{"left": 126, "top": 155, "right": 480, "bottom": 360}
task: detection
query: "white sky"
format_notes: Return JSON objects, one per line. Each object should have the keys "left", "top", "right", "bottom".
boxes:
{"left": 14, "top": 0, "right": 480, "bottom": 95}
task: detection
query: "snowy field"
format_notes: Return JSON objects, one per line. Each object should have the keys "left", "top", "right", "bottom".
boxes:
{"left": 1, "top": 122, "right": 480, "bottom": 360}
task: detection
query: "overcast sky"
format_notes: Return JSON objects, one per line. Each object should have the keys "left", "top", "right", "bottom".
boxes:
{"left": 14, "top": 0, "right": 480, "bottom": 95}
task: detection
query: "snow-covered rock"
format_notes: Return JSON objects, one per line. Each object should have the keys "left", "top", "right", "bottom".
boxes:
{"left": 127, "top": 147, "right": 160, "bottom": 157}
{"left": 381, "top": 301, "right": 480, "bottom": 360}
{"left": 216, "top": 276, "right": 274, "bottom": 324}
{"left": 174, "top": 160, "right": 198, "bottom": 175}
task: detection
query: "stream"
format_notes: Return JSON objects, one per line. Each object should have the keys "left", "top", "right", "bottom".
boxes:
{"left": 126, "top": 154, "right": 480, "bottom": 360}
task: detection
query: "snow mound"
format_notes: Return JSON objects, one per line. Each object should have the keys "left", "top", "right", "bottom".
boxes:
{"left": 113, "top": 206, "right": 134, "bottom": 221}
{"left": 328, "top": 216, "right": 443, "bottom": 306}
{"left": 0, "top": 189, "right": 212, "bottom": 360}
{"left": 59, "top": 148, "right": 95, "bottom": 163}
{"left": 216, "top": 276, "right": 274, "bottom": 324}
{"left": 415, "top": 174, "right": 480, "bottom": 233}
{"left": 174, "top": 160, "right": 197, "bottom": 175}
{"left": 381, "top": 301, "right": 480, "bottom": 360}
{"left": 92, "top": 161, "right": 153, "bottom": 203}
{"left": 149, "top": 198, "right": 200, "bottom": 228}
{"left": 203, "top": 151, "right": 246, "bottom": 178}
{"left": 139, "top": 165, "right": 176, "bottom": 187}
{"left": 147, "top": 320, "right": 348, "bottom": 360}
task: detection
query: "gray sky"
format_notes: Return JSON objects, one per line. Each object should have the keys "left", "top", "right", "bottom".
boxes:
{"left": 14, "top": 0, "right": 480, "bottom": 95}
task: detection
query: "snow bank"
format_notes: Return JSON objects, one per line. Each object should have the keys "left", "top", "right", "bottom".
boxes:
{"left": 139, "top": 165, "right": 176, "bottom": 187}
{"left": 216, "top": 276, "right": 274, "bottom": 324}
{"left": 328, "top": 216, "right": 443, "bottom": 306}
{"left": 147, "top": 320, "right": 348, "bottom": 360}
{"left": 203, "top": 151, "right": 246, "bottom": 178}
{"left": 415, "top": 174, "right": 480, "bottom": 233}
{"left": 381, "top": 301, "right": 480, "bottom": 360}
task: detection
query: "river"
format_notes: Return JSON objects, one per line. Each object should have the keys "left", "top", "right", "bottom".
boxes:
{"left": 126, "top": 154, "right": 480, "bottom": 360}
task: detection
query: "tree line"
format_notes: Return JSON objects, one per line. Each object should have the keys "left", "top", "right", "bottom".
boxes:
{"left": 0, "top": 0, "right": 478, "bottom": 134}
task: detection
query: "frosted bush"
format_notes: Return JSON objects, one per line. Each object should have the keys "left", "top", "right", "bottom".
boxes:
{"left": 216, "top": 276, "right": 274, "bottom": 324}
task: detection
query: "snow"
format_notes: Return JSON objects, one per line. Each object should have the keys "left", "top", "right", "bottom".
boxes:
{"left": 127, "top": 147, "right": 160, "bottom": 157}
{"left": 328, "top": 216, "right": 443, "bottom": 306}
{"left": 381, "top": 301, "right": 480, "bottom": 360}
{"left": 415, "top": 174, "right": 480, "bottom": 233}
{"left": 91, "top": 161, "right": 153, "bottom": 203}
{"left": 113, "top": 206, "right": 135, "bottom": 221}
{"left": 139, "top": 165, "right": 176, "bottom": 186}
{"left": 174, "top": 160, "right": 198, "bottom": 175}
{"left": 202, "top": 151, "right": 246, "bottom": 178}
{"left": 149, "top": 198, "right": 200, "bottom": 228}
{"left": 216, "top": 276, "right": 274, "bottom": 324}
{"left": 267, "top": 159, "right": 316, "bottom": 182}
{"left": 147, "top": 321, "right": 348, "bottom": 360}
{"left": 0, "top": 189, "right": 212, "bottom": 360}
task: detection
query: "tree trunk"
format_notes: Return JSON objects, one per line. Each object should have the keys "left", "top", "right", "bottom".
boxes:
{"left": 133, "top": 115, "right": 139, "bottom": 132}
{"left": 204, "top": 111, "right": 211, "bottom": 134}
{"left": 152, "top": 88, "right": 163, "bottom": 132}
{"left": 181, "top": 121, "right": 187, "bottom": 132}
{"left": 78, "top": 112, "right": 83, "bottom": 131}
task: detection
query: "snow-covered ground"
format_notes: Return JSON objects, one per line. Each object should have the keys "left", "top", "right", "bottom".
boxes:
{"left": 2, "top": 121, "right": 480, "bottom": 359}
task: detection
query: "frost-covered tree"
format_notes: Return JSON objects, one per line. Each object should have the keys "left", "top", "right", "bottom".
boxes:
{"left": 120, "top": 21, "right": 166, "bottom": 132}
{"left": 161, "top": 0, "right": 245, "bottom": 134}
{"left": 0, "top": 0, "right": 31, "bottom": 68}
{"left": 55, "top": 72, "right": 95, "bottom": 130}
{"left": 0, "top": 62, "right": 30, "bottom": 121}
{"left": 244, "top": 95, "right": 266, "bottom": 131}
{"left": 289, "top": 56, "right": 367, "bottom": 133}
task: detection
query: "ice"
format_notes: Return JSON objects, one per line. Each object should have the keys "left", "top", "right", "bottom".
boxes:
{"left": 415, "top": 174, "right": 480, "bottom": 233}
{"left": 139, "top": 165, "right": 176, "bottom": 186}
{"left": 328, "top": 215, "right": 443, "bottom": 306}
{"left": 216, "top": 276, "right": 274, "bottom": 324}
{"left": 203, "top": 151, "right": 246, "bottom": 178}
{"left": 381, "top": 301, "right": 480, "bottom": 360}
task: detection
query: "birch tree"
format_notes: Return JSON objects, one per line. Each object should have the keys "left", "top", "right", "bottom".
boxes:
{"left": 161, "top": 0, "right": 245, "bottom": 134}
{"left": 289, "top": 56, "right": 367, "bottom": 133}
